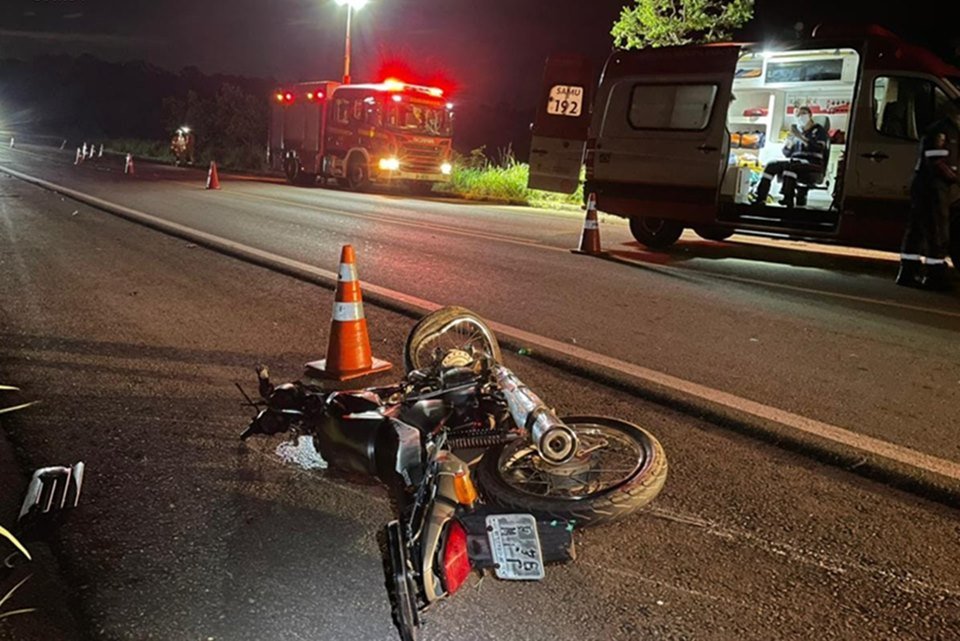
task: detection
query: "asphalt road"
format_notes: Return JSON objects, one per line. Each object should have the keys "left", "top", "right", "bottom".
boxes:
{"left": 1, "top": 155, "right": 959, "bottom": 640}
{"left": 1, "top": 144, "right": 958, "bottom": 471}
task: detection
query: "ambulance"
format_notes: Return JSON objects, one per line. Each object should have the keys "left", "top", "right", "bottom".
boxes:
{"left": 529, "top": 25, "right": 960, "bottom": 269}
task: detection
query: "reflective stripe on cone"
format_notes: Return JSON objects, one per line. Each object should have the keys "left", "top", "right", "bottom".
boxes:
{"left": 338, "top": 262, "right": 358, "bottom": 282}
{"left": 333, "top": 302, "right": 365, "bottom": 321}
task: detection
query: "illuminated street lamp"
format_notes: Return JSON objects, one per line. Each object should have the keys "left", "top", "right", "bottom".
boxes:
{"left": 335, "top": 0, "right": 369, "bottom": 84}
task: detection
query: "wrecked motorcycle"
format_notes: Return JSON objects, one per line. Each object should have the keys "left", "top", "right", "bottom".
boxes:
{"left": 239, "top": 306, "right": 667, "bottom": 640}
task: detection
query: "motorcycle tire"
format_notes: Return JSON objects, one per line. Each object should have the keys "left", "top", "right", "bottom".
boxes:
{"left": 476, "top": 416, "right": 667, "bottom": 527}
{"left": 380, "top": 521, "right": 420, "bottom": 641}
{"left": 403, "top": 306, "right": 502, "bottom": 374}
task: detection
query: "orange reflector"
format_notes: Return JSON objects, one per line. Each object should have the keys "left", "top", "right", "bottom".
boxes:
{"left": 454, "top": 469, "right": 478, "bottom": 506}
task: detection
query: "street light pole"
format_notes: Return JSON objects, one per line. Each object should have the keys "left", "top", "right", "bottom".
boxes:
{"left": 336, "top": 0, "right": 368, "bottom": 85}
{"left": 343, "top": 3, "right": 352, "bottom": 84}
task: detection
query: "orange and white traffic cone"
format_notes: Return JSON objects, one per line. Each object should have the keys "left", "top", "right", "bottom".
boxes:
{"left": 74, "top": 148, "right": 83, "bottom": 165}
{"left": 571, "top": 193, "right": 607, "bottom": 256}
{"left": 304, "top": 245, "right": 392, "bottom": 381}
{"left": 82, "top": 142, "right": 88, "bottom": 158}
{"left": 124, "top": 153, "right": 135, "bottom": 175}
{"left": 205, "top": 161, "right": 220, "bottom": 190}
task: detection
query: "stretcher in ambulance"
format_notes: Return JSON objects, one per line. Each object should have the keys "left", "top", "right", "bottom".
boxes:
{"left": 529, "top": 25, "right": 960, "bottom": 269}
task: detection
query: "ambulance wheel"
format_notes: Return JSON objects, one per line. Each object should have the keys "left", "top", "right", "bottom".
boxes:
{"left": 694, "top": 226, "right": 734, "bottom": 242}
{"left": 345, "top": 157, "right": 370, "bottom": 191}
{"left": 629, "top": 217, "right": 684, "bottom": 250}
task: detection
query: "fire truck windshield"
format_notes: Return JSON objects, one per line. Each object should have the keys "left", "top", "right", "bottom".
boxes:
{"left": 387, "top": 100, "right": 452, "bottom": 137}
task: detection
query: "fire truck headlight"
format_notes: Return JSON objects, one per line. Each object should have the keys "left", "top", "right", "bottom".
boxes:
{"left": 441, "top": 162, "right": 453, "bottom": 176}
{"left": 379, "top": 158, "right": 401, "bottom": 171}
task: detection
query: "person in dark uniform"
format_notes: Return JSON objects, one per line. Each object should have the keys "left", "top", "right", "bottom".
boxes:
{"left": 752, "top": 106, "right": 830, "bottom": 208}
{"left": 897, "top": 99, "right": 960, "bottom": 291}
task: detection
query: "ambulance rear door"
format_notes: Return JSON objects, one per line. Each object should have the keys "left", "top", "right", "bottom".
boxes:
{"left": 590, "top": 45, "right": 739, "bottom": 220}
{"left": 528, "top": 54, "right": 595, "bottom": 194}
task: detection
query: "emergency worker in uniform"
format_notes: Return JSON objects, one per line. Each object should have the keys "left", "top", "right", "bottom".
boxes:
{"left": 752, "top": 106, "right": 830, "bottom": 208}
{"left": 896, "top": 98, "right": 960, "bottom": 291}
{"left": 170, "top": 127, "right": 196, "bottom": 166}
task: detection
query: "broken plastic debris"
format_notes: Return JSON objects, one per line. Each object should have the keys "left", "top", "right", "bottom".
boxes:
{"left": 275, "top": 437, "right": 328, "bottom": 471}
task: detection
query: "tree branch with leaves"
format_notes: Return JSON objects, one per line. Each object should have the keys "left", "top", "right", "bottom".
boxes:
{"left": 612, "top": 0, "right": 755, "bottom": 50}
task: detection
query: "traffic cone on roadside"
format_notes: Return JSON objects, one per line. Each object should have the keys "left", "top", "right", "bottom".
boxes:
{"left": 98, "top": 144, "right": 104, "bottom": 158}
{"left": 304, "top": 245, "right": 392, "bottom": 381}
{"left": 206, "top": 161, "right": 221, "bottom": 190}
{"left": 9, "top": 137, "right": 14, "bottom": 149}
{"left": 60, "top": 139, "right": 67, "bottom": 150}
{"left": 75, "top": 148, "right": 82, "bottom": 165}
{"left": 124, "top": 153, "right": 135, "bottom": 175}
{"left": 82, "top": 142, "right": 88, "bottom": 158}
{"left": 572, "top": 193, "right": 608, "bottom": 256}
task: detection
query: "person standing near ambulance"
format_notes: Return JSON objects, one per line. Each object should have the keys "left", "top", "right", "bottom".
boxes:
{"left": 896, "top": 98, "right": 960, "bottom": 291}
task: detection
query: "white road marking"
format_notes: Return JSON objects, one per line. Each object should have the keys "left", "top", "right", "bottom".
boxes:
{"left": 3, "top": 165, "right": 960, "bottom": 488}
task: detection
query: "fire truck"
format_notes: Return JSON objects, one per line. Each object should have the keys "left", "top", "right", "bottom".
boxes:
{"left": 269, "top": 79, "right": 454, "bottom": 191}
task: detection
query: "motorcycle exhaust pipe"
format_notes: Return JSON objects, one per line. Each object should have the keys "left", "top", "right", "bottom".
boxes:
{"left": 492, "top": 365, "right": 578, "bottom": 464}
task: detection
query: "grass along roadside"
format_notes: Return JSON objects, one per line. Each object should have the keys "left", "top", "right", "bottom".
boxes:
{"left": 435, "top": 149, "right": 585, "bottom": 209}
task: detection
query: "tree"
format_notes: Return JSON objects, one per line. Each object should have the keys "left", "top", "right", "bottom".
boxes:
{"left": 612, "top": 0, "right": 755, "bottom": 50}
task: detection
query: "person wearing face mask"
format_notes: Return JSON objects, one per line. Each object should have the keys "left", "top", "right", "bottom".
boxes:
{"left": 896, "top": 97, "right": 960, "bottom": 291}
{"left": 751, "top": 106, "right": 829, "bottom": 208}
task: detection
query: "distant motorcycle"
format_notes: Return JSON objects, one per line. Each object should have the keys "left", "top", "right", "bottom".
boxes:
{"left": 240, "top": 307, "right": 668, "bottom": 640}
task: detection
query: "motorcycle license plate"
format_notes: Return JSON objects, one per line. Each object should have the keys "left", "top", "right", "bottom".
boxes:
{"left": 485, "top": 514, "right": 545, "bottom": 581}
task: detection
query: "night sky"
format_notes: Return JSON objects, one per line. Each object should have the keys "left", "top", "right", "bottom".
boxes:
{"left": 1, "top": 0, "right": 956, "bottom": 145}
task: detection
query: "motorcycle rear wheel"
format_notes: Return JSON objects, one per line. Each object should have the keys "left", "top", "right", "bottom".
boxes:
{"left": 476, "top": 416, "right": 667, "bottom": 527}
{"left": 403, "top": 306, "right": 502, "bottom": 373}
{"left": 380, "top": 520, "right": 420, "bottom": 641}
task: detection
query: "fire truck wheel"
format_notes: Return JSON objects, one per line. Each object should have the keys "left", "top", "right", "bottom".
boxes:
{"left": 284, "top": 157, "right": 302, "bottom": 185}
{"left": 345, "top": 157, "right": 370, "bottom": 191}
{"left": 629, "top": 217, "right": 684, "bottom": 250}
